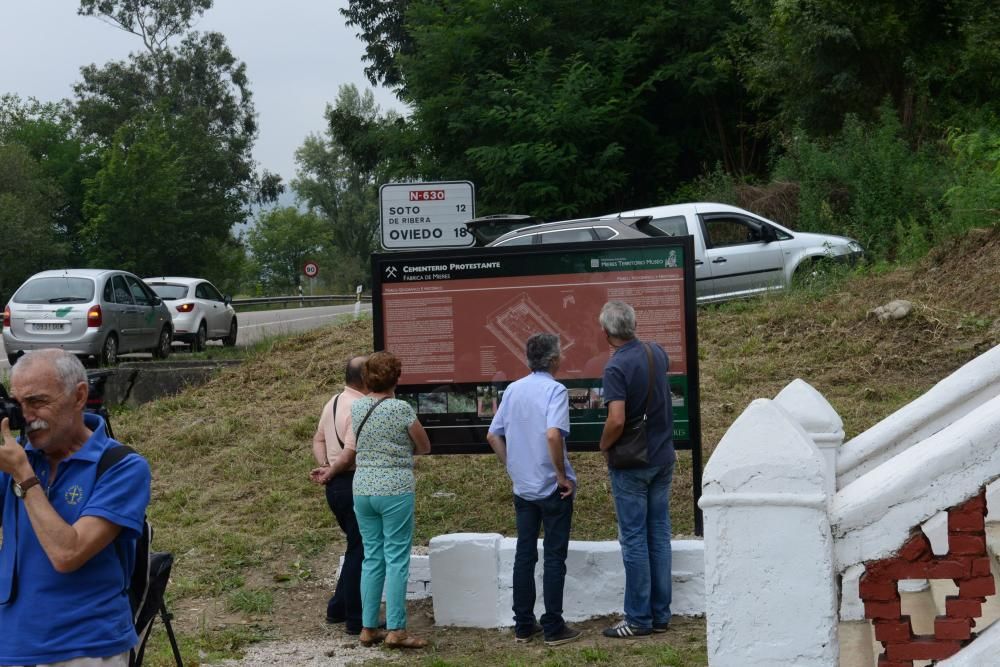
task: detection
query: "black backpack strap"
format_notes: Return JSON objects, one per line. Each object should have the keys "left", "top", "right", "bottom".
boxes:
{"left": 98, "top": 445, "right": 137, "bottom": 478}
{"left": 96, "top": 445, "right": 145, "bottom": 611}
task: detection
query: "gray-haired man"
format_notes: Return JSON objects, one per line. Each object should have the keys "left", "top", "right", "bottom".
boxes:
{"left": 487, "top": 333, "right": 581, "bottom": 646}
{"left": 597, "top": 300, "right": 674, "bottom": 639}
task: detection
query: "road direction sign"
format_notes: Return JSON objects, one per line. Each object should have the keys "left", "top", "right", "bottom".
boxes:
{"left": 379, "top": 181, "right": 475, "bottom": 250}
{"left": 303, "top": 261, "right": 319, "bottom": 278}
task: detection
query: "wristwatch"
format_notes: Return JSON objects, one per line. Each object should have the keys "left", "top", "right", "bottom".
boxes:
{"left": 13, "top": 476, "right": 40, "bottom": 498}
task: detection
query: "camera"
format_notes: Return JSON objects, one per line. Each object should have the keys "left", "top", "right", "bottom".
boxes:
{"left": 0, "top": 371, "right": 115, "bottom": 440}
{"left": 0, "top": 384, "right": 25, "bottom": 432}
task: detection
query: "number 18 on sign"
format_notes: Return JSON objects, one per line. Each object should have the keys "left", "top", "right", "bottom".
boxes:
{"left": 379, "top": 181, "right": 475, "bottom": 249}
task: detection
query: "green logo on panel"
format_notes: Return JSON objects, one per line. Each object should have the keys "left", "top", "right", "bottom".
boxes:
{"left": 55, "top": 307, "right": 72, "bottom": 317}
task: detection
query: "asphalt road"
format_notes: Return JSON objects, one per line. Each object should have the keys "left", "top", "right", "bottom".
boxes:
{"left": 234, "top": 302, "right": 371, "bottom": 346}
{"left": 0, "top": 302, "right": 372, "bottom": 371}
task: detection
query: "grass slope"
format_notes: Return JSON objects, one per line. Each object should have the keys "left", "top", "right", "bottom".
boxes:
{"left": 124, "top": 229, "right": 1000, "bottom": 665}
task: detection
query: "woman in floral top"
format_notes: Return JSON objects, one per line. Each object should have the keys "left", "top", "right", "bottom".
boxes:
{"left": 351, "top": 351, "right": 431, "bottom": 649}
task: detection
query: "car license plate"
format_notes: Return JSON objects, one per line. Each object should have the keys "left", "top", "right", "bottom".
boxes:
{"left": 31, "top": 322, "right": 65, "bottom": 332}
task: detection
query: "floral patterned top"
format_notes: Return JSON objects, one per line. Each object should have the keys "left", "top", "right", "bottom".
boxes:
{"left": 351, "top": 397, "right": 419, "bottom": 496}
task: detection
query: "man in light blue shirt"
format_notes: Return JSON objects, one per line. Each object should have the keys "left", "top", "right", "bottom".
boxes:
{"left": 487, "top": 333, "right": 581, "bottom": 647}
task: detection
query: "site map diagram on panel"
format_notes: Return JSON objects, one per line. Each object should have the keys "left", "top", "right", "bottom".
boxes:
{"left": 485, "top": 293, "right": 576, "bottom": 367}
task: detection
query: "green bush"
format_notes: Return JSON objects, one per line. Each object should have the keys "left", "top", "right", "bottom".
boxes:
{"left": 944, "top": 125, "right": 1000, "bottom": 232}
{"left": 774, "top": 103, "right": 948, "bottom": 260}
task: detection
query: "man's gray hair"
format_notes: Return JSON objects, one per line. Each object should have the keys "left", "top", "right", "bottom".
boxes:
{"left": 599, "top": 300, "right": 637, "bottom": 339}
{"left": 525, "top": 333, "right": 561, "bottom": 372}
{"left": 11, "top": 349, "right": 88, "bottom": 394}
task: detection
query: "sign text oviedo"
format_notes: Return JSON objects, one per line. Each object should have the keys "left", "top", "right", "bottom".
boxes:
{"left": 379, "top": 181, "right": 476, "bottom": 250}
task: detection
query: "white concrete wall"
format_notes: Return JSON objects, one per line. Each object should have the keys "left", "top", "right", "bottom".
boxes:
{"left": 335, "top": 554, "right": 432, "bottom": 601}
{"left": 429, "top": 533, "right": 705, "bottom": 628}
{"left": 701, "top": 399, "right": 839, "bottom": 667}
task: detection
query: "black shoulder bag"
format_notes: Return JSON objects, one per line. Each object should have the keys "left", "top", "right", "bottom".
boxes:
{"left": 608, "top": 343, "right": 655, "bottom": 469}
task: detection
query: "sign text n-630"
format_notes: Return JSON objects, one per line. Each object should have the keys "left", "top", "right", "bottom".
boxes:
{"left": 409, "top": 190, "right": 446, "bottom": 201}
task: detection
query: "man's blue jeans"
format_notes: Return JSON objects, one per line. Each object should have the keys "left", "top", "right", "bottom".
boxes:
{"left": 609, "top": 462, "right": 674, "bottom": 629}
{"left": 512, "top": 490, "right": 574, "bottom": 638}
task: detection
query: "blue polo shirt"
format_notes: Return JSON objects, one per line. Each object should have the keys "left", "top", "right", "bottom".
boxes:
{"left": 602, "top": 338, "right": 675, "bottom": 468}
{"left": 488, "top": 371, "right": 575, "bottom": 500}
{"left": 0, "top": 413, "right": 151, "bottom": 665}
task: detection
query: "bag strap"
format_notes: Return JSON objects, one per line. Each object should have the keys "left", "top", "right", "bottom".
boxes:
{"left": 641, "top": 343, "right": 655, "bottom": 419}
{"left": 97, "top": 445, "right": 142, "bottom": 606}
{"left": 98, "top": 444, "right": 137, "bottom": 477}
{"left": 331, "top": 393, "right": 346, "bottom": 448}
{"left": 353, "top": 397, "right": 388, "bottom": 444}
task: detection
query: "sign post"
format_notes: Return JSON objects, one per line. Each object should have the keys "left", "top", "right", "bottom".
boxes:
{"left": 379, "top": 181, "right": 475, "bottom": 250}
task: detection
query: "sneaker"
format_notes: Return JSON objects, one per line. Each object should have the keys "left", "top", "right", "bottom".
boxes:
{"left": 653, "top": 621, "right": 670, "bottom": 633}
{"left": 514, "top": 623, "right": 544, "bottom": 643}
{"left": 544, "top": 625, "right": 582, "bottom": 646}
{"left": 602, "top": 619, "right": 652, "bottom": 638}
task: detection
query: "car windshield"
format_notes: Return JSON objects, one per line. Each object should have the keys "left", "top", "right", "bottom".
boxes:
{"left": 13, "top": 277, "right": 95, "bottom": 304}
{"left": 148, "top": 283, "right": 188, "bottom": 300}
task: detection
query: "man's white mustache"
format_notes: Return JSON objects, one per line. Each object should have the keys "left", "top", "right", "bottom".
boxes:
{"left": 26, "top": 419, "right": 48, "bottom": 433}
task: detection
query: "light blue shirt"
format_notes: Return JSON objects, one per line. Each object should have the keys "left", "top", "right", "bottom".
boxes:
{"left": 488, "top": 371, "right": 575, "bottom": 501}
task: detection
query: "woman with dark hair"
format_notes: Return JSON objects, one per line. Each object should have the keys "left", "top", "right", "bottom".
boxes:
{"left": 351, "top": 351, "right": 432, "bottom": 649}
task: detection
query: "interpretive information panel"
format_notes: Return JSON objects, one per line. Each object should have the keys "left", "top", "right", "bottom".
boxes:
{"left": 372, "top": 237, "right": 700, "bottom": 456}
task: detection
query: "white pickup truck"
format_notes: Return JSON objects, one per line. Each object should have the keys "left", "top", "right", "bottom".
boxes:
{"left": 486, "top": 202, "right": 865, "bottom": 304}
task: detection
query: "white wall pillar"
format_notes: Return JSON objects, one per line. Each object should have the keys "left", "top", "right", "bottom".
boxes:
{"left": 700, "top": 399, "right": 838, "bottom": 667}
{"left": 774, "top": 379, "right": 845, "bottom": 497}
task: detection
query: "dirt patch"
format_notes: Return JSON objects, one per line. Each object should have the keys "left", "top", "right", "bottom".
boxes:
{"left": 213, "top": 597, "right": 707, "bottom": 666}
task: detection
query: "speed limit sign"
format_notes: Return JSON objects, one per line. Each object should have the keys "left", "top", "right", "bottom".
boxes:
{"left": 303, "top": 261, "right": 319, "bottom": 278}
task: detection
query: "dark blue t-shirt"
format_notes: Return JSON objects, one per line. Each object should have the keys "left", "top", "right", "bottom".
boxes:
{"left": 602, "top": 338, "right": 675, "bottom": 467}
{"left": 0, "top": 413, "right": 151, "bottom": 665}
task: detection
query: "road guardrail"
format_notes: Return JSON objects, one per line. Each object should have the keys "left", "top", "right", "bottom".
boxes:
{"left": 231, "top": 294, "right": 371, "bottom": 310}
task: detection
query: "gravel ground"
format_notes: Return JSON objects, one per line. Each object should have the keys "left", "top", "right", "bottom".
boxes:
{"left": 213, "top": 638, "right": 396, "bottom": 666}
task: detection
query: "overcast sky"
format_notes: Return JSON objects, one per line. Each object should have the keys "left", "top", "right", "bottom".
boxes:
{"left": 0, "top": 0, "right": 404, "bottom": 187}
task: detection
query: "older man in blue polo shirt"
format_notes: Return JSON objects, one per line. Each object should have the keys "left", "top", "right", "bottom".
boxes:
{"left": 597, "top": 300, "right": 674, "bottom": 639}
{"left": 487, "top": 332, "right": 581, "bottom": 647}
{"left": 0, "top": 349, "right": 151, "bottom": 667}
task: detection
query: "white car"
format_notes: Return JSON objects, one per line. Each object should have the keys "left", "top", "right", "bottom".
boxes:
{"left": 145, "top": 277, "right": 238, "bottom": 350}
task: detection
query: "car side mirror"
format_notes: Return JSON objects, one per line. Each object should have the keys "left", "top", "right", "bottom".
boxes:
{"left": 152, "top": 295, "right": 163, "bottom": 306}
{"left": 224, "top": 295, "right": 232, "bottom": 306}
{"left": 760, "top": 224, "right": 777, "bottom": 243}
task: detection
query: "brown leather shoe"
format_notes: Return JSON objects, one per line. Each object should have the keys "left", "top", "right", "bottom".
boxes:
{"left": 359, "top": 627, "right": 388, "bottom": 647}
{"left": 384, "top": 630, "right": 428, "bottom": 649}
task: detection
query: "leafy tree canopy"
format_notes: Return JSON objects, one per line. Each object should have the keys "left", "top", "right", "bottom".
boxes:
{"left": 0, "top": 144, "right": 70, "bottom": 300}
{"left": 294, "top": 85, "right": 383, "bottom": 264}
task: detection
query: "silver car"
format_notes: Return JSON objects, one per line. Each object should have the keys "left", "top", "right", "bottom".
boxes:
{"left": 488, "top": 203, "right": 864, "bottom": 303}
{"left": 144, "top": 277, "right": 238, "bottom": 351}
{"left": 3, "top": 269, "right": 173, "bottom": 366}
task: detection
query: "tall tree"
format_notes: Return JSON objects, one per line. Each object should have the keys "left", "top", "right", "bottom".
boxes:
{"left": 0, "top": 95, "right": 100, "bottom": 264}
{"left": 73, "top": 0, "right": 270, "bottom": 276}
{"left": 339, "top": 0, "right": 762, "bottom": 217}
{"left": 0, "top": 144, "right": 69, "bottom": 301}
{"left": 246, "top": 207, "right": 327, "bottom": 293}
{"left": 293, "top": 85, "right": 383, "bottom": 266}
{"left": 732, "top": 0, "right": 1000, "bottom": 139}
